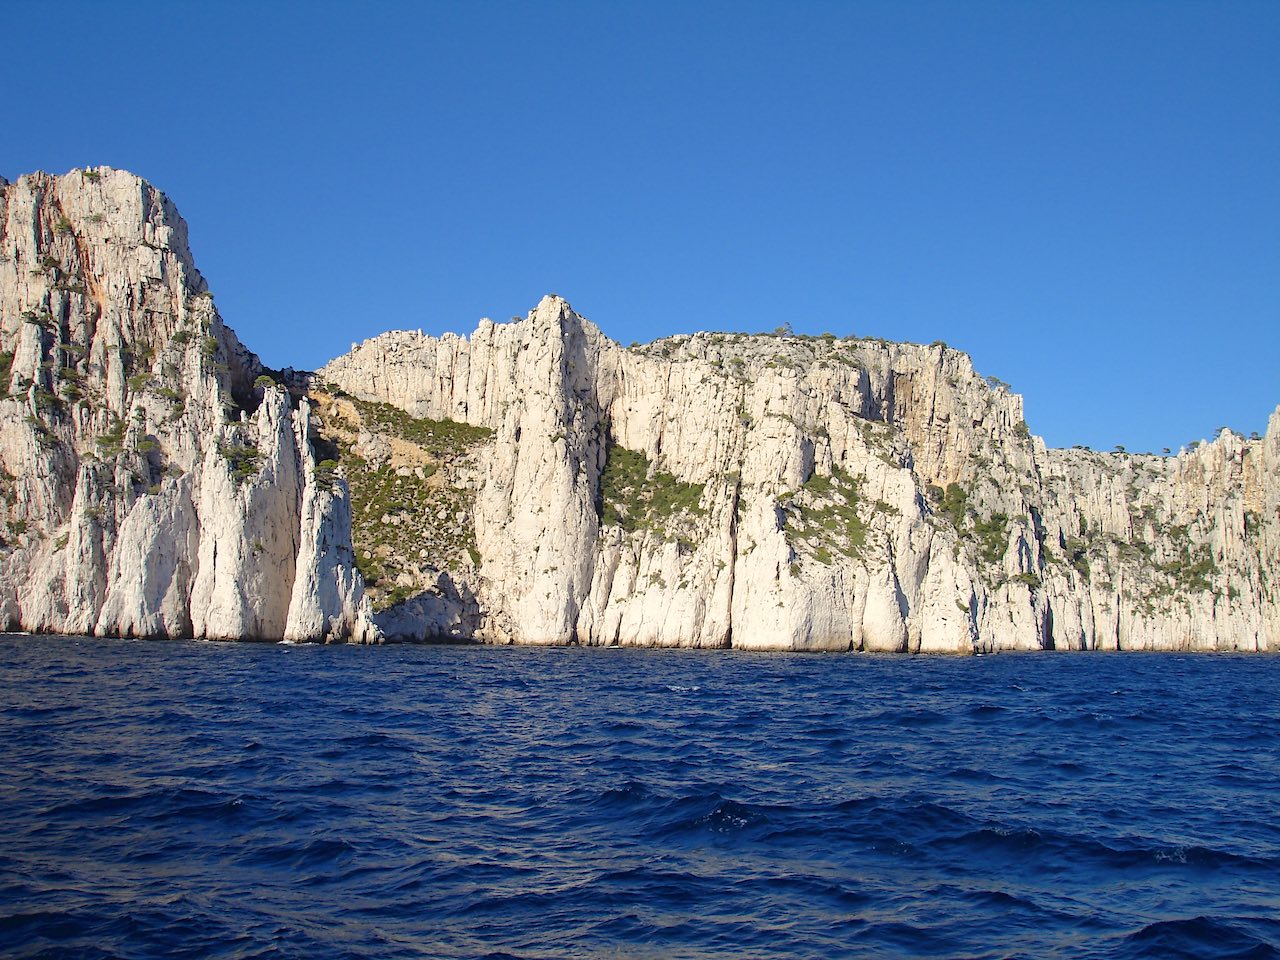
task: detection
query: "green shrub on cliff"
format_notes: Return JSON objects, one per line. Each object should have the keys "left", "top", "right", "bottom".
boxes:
{"left": 346, "top": 396, "right": 492, "bottom": 455}
{"left": 218, "top": 441, "right": 261, "bottom": 484}
{"left": 938, "top": 483, "right": 968, "bottom": 528}
{"left": 599, "top": 444, "right": 705, "bottom": 535}
{"left": 782, "top": 465, "right": 867, "bottom": 561}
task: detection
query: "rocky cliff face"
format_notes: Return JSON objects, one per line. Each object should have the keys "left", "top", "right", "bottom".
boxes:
{"left": 320, "top": 296, "right": 1279, "bottom": 652}
{"left": 3, "top": 168, "right": 1274, "bottom": 651}
{"left": 0, "top": 168, "right": 377, "bottom": 641}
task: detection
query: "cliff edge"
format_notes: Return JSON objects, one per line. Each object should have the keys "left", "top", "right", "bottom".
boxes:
{"left": 320, "top": 296, "right": 1278, "bottom": 652}
{"left": 2, "top": 168, "right": 1274, "bottom": 652}
{"left": 0, "top": 168, "right": 377, "bottom": 641}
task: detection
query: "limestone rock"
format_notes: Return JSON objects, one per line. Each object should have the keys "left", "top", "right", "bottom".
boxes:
{"left": 0, "top": 168, "right": 377, "bottom": 642}
{"left": 321, "top": 297, "right": 1278, "bottom": 653}
{"left": 3, "top": 166, "right": 1273, "bottom": 653}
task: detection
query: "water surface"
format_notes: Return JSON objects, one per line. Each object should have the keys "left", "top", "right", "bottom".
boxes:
{"left": 1, "top": 637, "right": 1277, "bottom": 958}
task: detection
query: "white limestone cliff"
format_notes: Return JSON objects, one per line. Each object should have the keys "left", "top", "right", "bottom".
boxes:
{"left": 320, "top": 296, "right": 1278, "bottom": 653}
{"left": 0, "top": 168, "right": 377, "bottom": 641}
{"left": 2, "top": 167, "right": 1273, "bottom": 652}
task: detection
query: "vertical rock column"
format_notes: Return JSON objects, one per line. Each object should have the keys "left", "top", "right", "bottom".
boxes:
{"left": 285, "top": 400, "right": 379, "bottom": 643}
{"left": 472, "top": 296, "right": 605, "bottom": 644}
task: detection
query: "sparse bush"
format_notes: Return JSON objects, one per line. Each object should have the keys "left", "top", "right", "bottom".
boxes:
{"left": 938, "top": 483, "right": 968, "bottom": 528}
{"left": 599, "top": 444, "right": 704, "bottom": 535}
{"left": 973, "top": 513, "right": 1009, "bottom": 565}
{"left": 346, "top": 396, "right": 492, "bottom": 454}
{"left": 315, "top": 458, "right": 340, "bottom": 485}
{"left": 97, "top": 420, "right": 126, "bottom": 456}
{"left": 1064, "top": 537, "right": 1090, "bottom": 579}
{"left": 331, "top": 393, "right": 492, "bottom": 609}
{"left": 781, "top": 465, "right": 867, "bottom": 562}
{"left": 218, "top": 441, "right": 261, "bottom": 484}
{"left": 1159, "top": 543, "right": 1217, "bottom": 593}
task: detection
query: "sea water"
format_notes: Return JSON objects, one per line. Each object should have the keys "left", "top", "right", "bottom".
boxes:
{"left": 1, "top": 636, "right": 1277, "bottom": 959}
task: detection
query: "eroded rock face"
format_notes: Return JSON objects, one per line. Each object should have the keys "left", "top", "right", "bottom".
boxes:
{"left": 3, "top": 167, "right": 1274, "bottom": 652}
{"left": 0, "top": 168, "right": 377, "bottom": 642}
{"left": 321, "top": 297, "right": 1279, "bottom": 653}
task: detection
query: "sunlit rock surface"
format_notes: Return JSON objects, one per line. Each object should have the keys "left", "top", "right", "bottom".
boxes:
{"left": 0, "top": 169, "right": 376, "bottom": 641}
{"left": 322, "top": 296, "right": 1278, "bottom": 652}
{"left": 2, "top": 168, "right": 1274, "bottom": 651}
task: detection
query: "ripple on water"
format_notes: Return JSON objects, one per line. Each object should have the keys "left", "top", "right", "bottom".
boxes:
{"left": 0, "top": 637, "right": 1277, "bottom": 960}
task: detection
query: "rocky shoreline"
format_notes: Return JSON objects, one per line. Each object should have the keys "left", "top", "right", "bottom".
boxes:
{"left": 2, "top": 168, "right": 1275, "bottom": 651}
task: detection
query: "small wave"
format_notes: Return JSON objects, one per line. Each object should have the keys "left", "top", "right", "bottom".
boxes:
{"left": 648, "top": 792, "right": 769, "bottom": 839}
{"left": 1147, "top": 844, "right": 1276, "bottom": 871}
{"left": 1063, "top": 834, "right": 1274, "bottom": 873}
{"left": 590, "top": 864, "right": 723, "bottom": 903}
{"left": 1125, "top": 710, "right": 1166, "bottom": 722}
{"left": 1052, "top": 760, "right": 1088, "bottom": 775}
{"left": 830, "top": 795, "right": 879, "bottom": 814}
{"left": 897, "top": 708, "right": 949, "bottom": 727}
{"left": 603, "top": 719, "right": 645, "bottom": 733}
{"left": 933, "top": 825, "right": 1047, "bottom": 856}
{"left": 732, "top": 873, "right": 875, "bottom": 910}
{"left": 966, "top": 703, "right": 1008, "bottom": 718}
{"left": 695, "top": 798, "right": 765, "bottom": 833}
{"left": 1124, "top": 915, "right": 1280, "bottom": 959}
{"left": 3, "top": 703, "right": 79, "bottom": 719}
{"left": 336, "top": 731, "right": 414, "bottom": 755}
{"left": 0, "top": 908, "right": 99, "bottom": 939}
{"left": 963, "top": 888, "right": 1033, "bottom": 908}
{"left": 801, "top": 724, "right": 846, "bottom": 737}
{"left": 592, "top": 780, "right": 653, "bottom": 808}
{"left": 244, "top": 836, "right": 358, "bottom": 871}
{"left": 943, "top": 765, "right": 1005, "bottom": 783}
{"left": 45, "top": 786, "right": 246, "bottom": 824}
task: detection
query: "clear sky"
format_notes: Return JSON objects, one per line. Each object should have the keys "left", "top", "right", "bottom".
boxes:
{"left": 3, "top": 1, "right": 1276, "bottom": 453}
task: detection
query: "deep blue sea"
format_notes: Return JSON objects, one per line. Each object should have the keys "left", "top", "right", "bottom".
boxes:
{"left": 1, "top": 636, "right": 1278, "bottom": 960}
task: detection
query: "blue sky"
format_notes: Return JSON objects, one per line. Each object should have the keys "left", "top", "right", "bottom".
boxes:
{"left": 4, "top": 1, "right": 1276, "bottom": 453}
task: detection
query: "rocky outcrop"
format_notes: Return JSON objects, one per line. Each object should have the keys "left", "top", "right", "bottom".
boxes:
{"left": 3, "top": 167, "right": 1274, "bottom": 652}
{"left": 0, "top": 168, "right": 377, "bottom": 641}
{"left": 321, "top": 297, "right": 1279, "bottom": 653}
